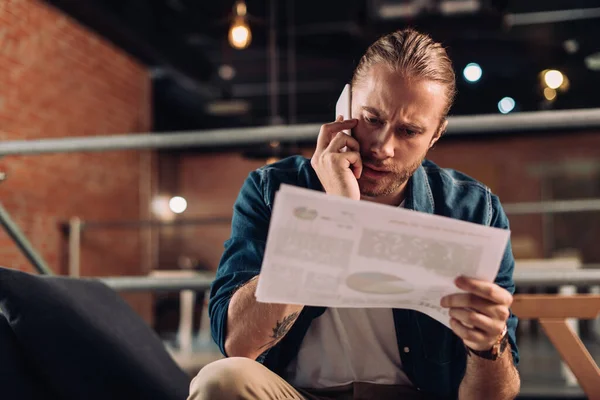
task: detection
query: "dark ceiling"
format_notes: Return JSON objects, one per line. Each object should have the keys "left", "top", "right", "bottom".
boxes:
{"left": 44, "top": 0, "right": 600, "bottom": 133}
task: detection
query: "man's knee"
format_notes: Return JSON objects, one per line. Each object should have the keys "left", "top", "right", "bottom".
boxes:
{"left": 187, "top": 357, "right": 260, "bottom": 400}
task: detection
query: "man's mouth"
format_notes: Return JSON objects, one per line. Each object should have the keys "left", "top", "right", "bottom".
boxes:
{"left": 363, "top": 164, "right": 389, "bottom": 172}
{"left": 362, "top": 165, "right": 391, "bottom": 178}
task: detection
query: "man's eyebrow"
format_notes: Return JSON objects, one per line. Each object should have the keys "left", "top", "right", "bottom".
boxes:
{"left": 361, "top": 106, "right": 382, "bottom": 117}
{"left": 362, "top": 106, "right": 426, "bottom": 131}
{"left": 401, "top": 121, "right": 426, "bottom": 132}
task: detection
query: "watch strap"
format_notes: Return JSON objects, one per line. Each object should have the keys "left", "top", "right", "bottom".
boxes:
{"left": 466, "top": 325, "right": 508, "bottom": 361}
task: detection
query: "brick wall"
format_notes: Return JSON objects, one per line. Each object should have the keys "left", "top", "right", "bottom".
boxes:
{"left": 165, "top": 131, "right": 600, "bottom": 271}
{"left": 0, "top": 1, "right": 154, "bottom": 318}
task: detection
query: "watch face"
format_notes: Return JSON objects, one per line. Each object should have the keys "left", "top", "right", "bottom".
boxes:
{"left": 492, "top": 330, "right": 509, "bottom": 359}
{"left": 492, "top": 344, "right": 499, "bottom": 356}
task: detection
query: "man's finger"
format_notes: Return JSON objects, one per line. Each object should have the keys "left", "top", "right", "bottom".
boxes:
{"left": 448, "top": 307, "right": 497, "bottom": 335}
{"left": 440, "top": 293, "right": 502, "bottom": 319}
{"left": 327, "top": 131, "right": 360, "bottom": 153}
{"left": 331, "top": 151, "right": 363, "bottom": 179}
{"left": 449, "top": 318, "right": 489, "bottom": 347}
{"left": 316, "top": 119, "right": 358, "bottom": 153}
{"left": 455, "top": 276, "right": 513, "bottom": 306}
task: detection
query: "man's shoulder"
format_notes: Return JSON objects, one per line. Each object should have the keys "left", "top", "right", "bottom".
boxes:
{"left": 249, "top": 155, "right": 322, "bottom": 207}
{"left": 422, "top": 159, "right": 490, "bottom": 195}
{"left": 420, "top": 159, "right": 500, "bottom": 225}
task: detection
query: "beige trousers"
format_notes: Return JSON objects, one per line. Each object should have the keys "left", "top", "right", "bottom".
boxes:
{"left": 187, "top": 357, "right": 428, "bottom": 400}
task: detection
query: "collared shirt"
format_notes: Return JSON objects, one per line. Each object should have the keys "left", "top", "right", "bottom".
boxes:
{"left": 208, "top": 155, "right": 519, "bottom": 399}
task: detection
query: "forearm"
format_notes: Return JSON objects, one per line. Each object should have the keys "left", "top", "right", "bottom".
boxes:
{"left": 224, "top": 276, "right": 304, "bottom": 360}
{"left": 459, "top": 348, "right": 520, "bottom": 400}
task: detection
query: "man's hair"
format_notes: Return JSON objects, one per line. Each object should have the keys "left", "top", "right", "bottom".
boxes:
{"left": 352, "top": 28, "right": 456, "bottom": 117}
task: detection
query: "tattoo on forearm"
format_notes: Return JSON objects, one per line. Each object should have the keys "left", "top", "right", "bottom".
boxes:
{"left": 258, "top": 311, "right": 300, "bottom": 351}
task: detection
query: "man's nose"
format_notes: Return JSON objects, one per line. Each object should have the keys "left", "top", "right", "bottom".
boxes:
{"left": 368, "top": 129, "right": 395, "bottom": 159}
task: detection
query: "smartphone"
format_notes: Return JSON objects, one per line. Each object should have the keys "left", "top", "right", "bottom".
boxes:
{"left": 335, "top": 84, "right": 352, "bottom": 136}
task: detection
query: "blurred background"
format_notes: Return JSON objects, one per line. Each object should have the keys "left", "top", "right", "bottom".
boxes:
{"left": 1, "top": 0, "right": 600, "bottom": 398}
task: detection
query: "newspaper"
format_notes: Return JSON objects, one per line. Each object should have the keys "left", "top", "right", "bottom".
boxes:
{"left": 255, "top": 184, "right": 511, "bottom": 328}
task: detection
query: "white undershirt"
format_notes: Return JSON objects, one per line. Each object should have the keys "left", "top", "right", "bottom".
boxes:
{"left": 286, "top": 200, "right": 411, "bottom": 389}
{"left": 286, "top": 308, "right": 412, "bottom": 388}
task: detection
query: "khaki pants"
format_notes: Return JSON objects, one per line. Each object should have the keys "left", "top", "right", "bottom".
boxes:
{"left": 188, "top": 357, "right": 428, "bottom": 400}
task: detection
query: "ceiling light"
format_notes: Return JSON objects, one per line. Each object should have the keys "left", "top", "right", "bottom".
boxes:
{"left": 206, "top": 100, "right": 250, "bottom": 115}
{"left": 439, "top": 0, "right": 481, "bottom": 15}
{"left": 585, "top": 52, "right": 600, "bottom": 71}
{"left": 229, "top": 1, "right": 251, "bottom": 50}
{"left": 563, "top": 39, "right": 579, "bottom": 54}
{"left": 218, "top": 64, "right": 236, "bottom": 80}
{"left": 236, "top": 1, "right": 247, "bottom": 16}
{"left": 169, "top": 196, "right": 187, "bottom": 214}
{"left": 229, "top": 18, "right": 251, "bottom": 49}
{"left": 463, "top": 63, "right": 482, "bottom": 83}
{"left": 543, "top": 70, "right": 564, "bottom": 89}
{"left": 498, "top": 97, "right": 515, "bottom": 114}
{"left": 543, "top": 87, "right": 557, "bottom": 101}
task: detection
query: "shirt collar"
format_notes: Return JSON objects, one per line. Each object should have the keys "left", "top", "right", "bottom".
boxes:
{"left": 405, "top": 164, "right": 435, "bottom": 214}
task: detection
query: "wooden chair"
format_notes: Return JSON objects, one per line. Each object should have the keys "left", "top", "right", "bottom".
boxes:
{"left": 512, "top": 294, "right": 600, "bottom": 400}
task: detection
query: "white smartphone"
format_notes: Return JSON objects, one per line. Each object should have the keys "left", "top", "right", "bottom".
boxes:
{"left": 335, "top": 83, "right": 352, "bottom": 136}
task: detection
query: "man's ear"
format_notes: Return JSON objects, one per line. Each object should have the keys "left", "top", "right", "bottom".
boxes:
{"left": 430, "top": 118, "right": 448, "bottom": 149}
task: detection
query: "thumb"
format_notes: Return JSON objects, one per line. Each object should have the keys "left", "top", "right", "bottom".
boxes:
{"left": 336, "top": 115, "right": 344, "bottom": 122}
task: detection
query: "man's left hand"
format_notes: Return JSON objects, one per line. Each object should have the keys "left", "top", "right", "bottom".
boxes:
{"left": 440, "top": 276, "right": 512, "bottom": 351}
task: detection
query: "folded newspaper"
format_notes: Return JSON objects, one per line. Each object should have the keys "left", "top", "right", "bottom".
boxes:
{"left": 255, "top": 184, "right": 510, "bottom": 328}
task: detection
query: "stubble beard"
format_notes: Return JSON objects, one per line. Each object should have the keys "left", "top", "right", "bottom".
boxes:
{"left": 358, "top": 154, "right": 426, "bottom": 198}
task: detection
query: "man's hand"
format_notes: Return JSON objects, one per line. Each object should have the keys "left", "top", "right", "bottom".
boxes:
{"left": 311, "top": 117, "right": 361, "bottom": 200}
{"left": 441, "top": 276, "right": 512, "bottom": 351}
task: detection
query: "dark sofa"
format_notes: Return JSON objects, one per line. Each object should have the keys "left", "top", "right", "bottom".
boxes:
{"left": 0, "top": 266, "right": 190, "bottom": 400}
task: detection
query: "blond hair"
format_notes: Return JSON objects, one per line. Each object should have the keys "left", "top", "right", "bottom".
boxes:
{"left": 352, "top": 28, "right": 456, "bottom": 117}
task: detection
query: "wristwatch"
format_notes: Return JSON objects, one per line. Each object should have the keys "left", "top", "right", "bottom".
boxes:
{"left": 466, "top": 325, "right": 508, "bottom": 361}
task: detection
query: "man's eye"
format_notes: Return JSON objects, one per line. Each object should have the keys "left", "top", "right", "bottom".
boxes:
{"left": 365, "top": 116, "right": 380, "bottom": 124}
{"left": 398, "top": 128, "right": 419, "bottom": 137}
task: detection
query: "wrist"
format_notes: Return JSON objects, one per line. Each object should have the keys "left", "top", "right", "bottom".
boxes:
{"left": 466, "top": 325, "right": 509, "bottom": 361}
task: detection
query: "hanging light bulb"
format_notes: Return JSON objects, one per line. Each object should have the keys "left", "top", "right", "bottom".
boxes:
{"left": 228, "top": 1, "right": 251, "bottom": 50}
{"left": 229, "top": 18, "right": 251, "bottom": 49}
{"left": 235, "top": 1, "right": 247, "bottom": 16}
{"left": 543, "top": 69, "right": 564, "bottom": 90}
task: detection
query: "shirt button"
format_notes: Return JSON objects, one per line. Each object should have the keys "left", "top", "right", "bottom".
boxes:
{"left": 403, "top": 346, "right": 410, "bottom": 353}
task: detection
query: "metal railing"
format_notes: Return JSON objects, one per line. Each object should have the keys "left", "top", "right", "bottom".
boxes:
{"left": 100, "top": 274, "right": 215, "bottom": 292}
{"left": 0, "top": 203, "right": 54, "bottom": 275}
{"left": 94, "top": 269, "right": 600, "bottom": 293}
{"left": 0, "top": 108, "right": 599, "bottom": 156}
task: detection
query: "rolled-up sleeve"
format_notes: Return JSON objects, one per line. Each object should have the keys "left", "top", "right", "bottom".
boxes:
{"left": 490, "top": 194, "right": 520, "bottom": 365}
{"left": 208, "top": 170, "right": 271, "bottom": 356}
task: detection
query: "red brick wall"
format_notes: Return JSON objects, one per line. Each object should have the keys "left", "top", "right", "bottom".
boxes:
{"left": 162, "top": 154, "right": 268, "bottom": 270}
{"left": 167, "top": 131, "right": 600, "bottom": 270}
{"left": 0, "top": 1, "right": 154, "bottom": 318}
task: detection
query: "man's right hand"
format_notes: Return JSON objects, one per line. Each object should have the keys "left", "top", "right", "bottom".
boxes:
{"left": 310, "top": 117, "right": 362, "bottom": 200}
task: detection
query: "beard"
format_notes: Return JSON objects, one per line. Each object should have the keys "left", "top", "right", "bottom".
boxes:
{"left": 358, "top": 153, "right": 426, "bottom": 198}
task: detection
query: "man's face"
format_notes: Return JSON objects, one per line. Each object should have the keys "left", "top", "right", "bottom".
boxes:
{"left": 351, "top": 64, "right": 448, "bottom": 200}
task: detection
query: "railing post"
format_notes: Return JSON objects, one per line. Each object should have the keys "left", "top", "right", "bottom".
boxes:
{"left": 68, "top": 217, "right": 82, "bottom": 277}
{"left": 0, "top": 201, "right": 54, "bottom": 275}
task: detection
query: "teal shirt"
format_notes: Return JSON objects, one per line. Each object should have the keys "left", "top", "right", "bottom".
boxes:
{"left": 209, "top": 155, "right": 519, "bottom": 399}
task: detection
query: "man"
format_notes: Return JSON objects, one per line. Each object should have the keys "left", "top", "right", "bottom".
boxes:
{"left": 189, "top": 29, "right": 520, "bottom": 400}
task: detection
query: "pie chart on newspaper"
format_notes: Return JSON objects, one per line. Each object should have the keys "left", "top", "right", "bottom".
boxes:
{"left": 345, "top": 272, "right": 413, "bottom": 294}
